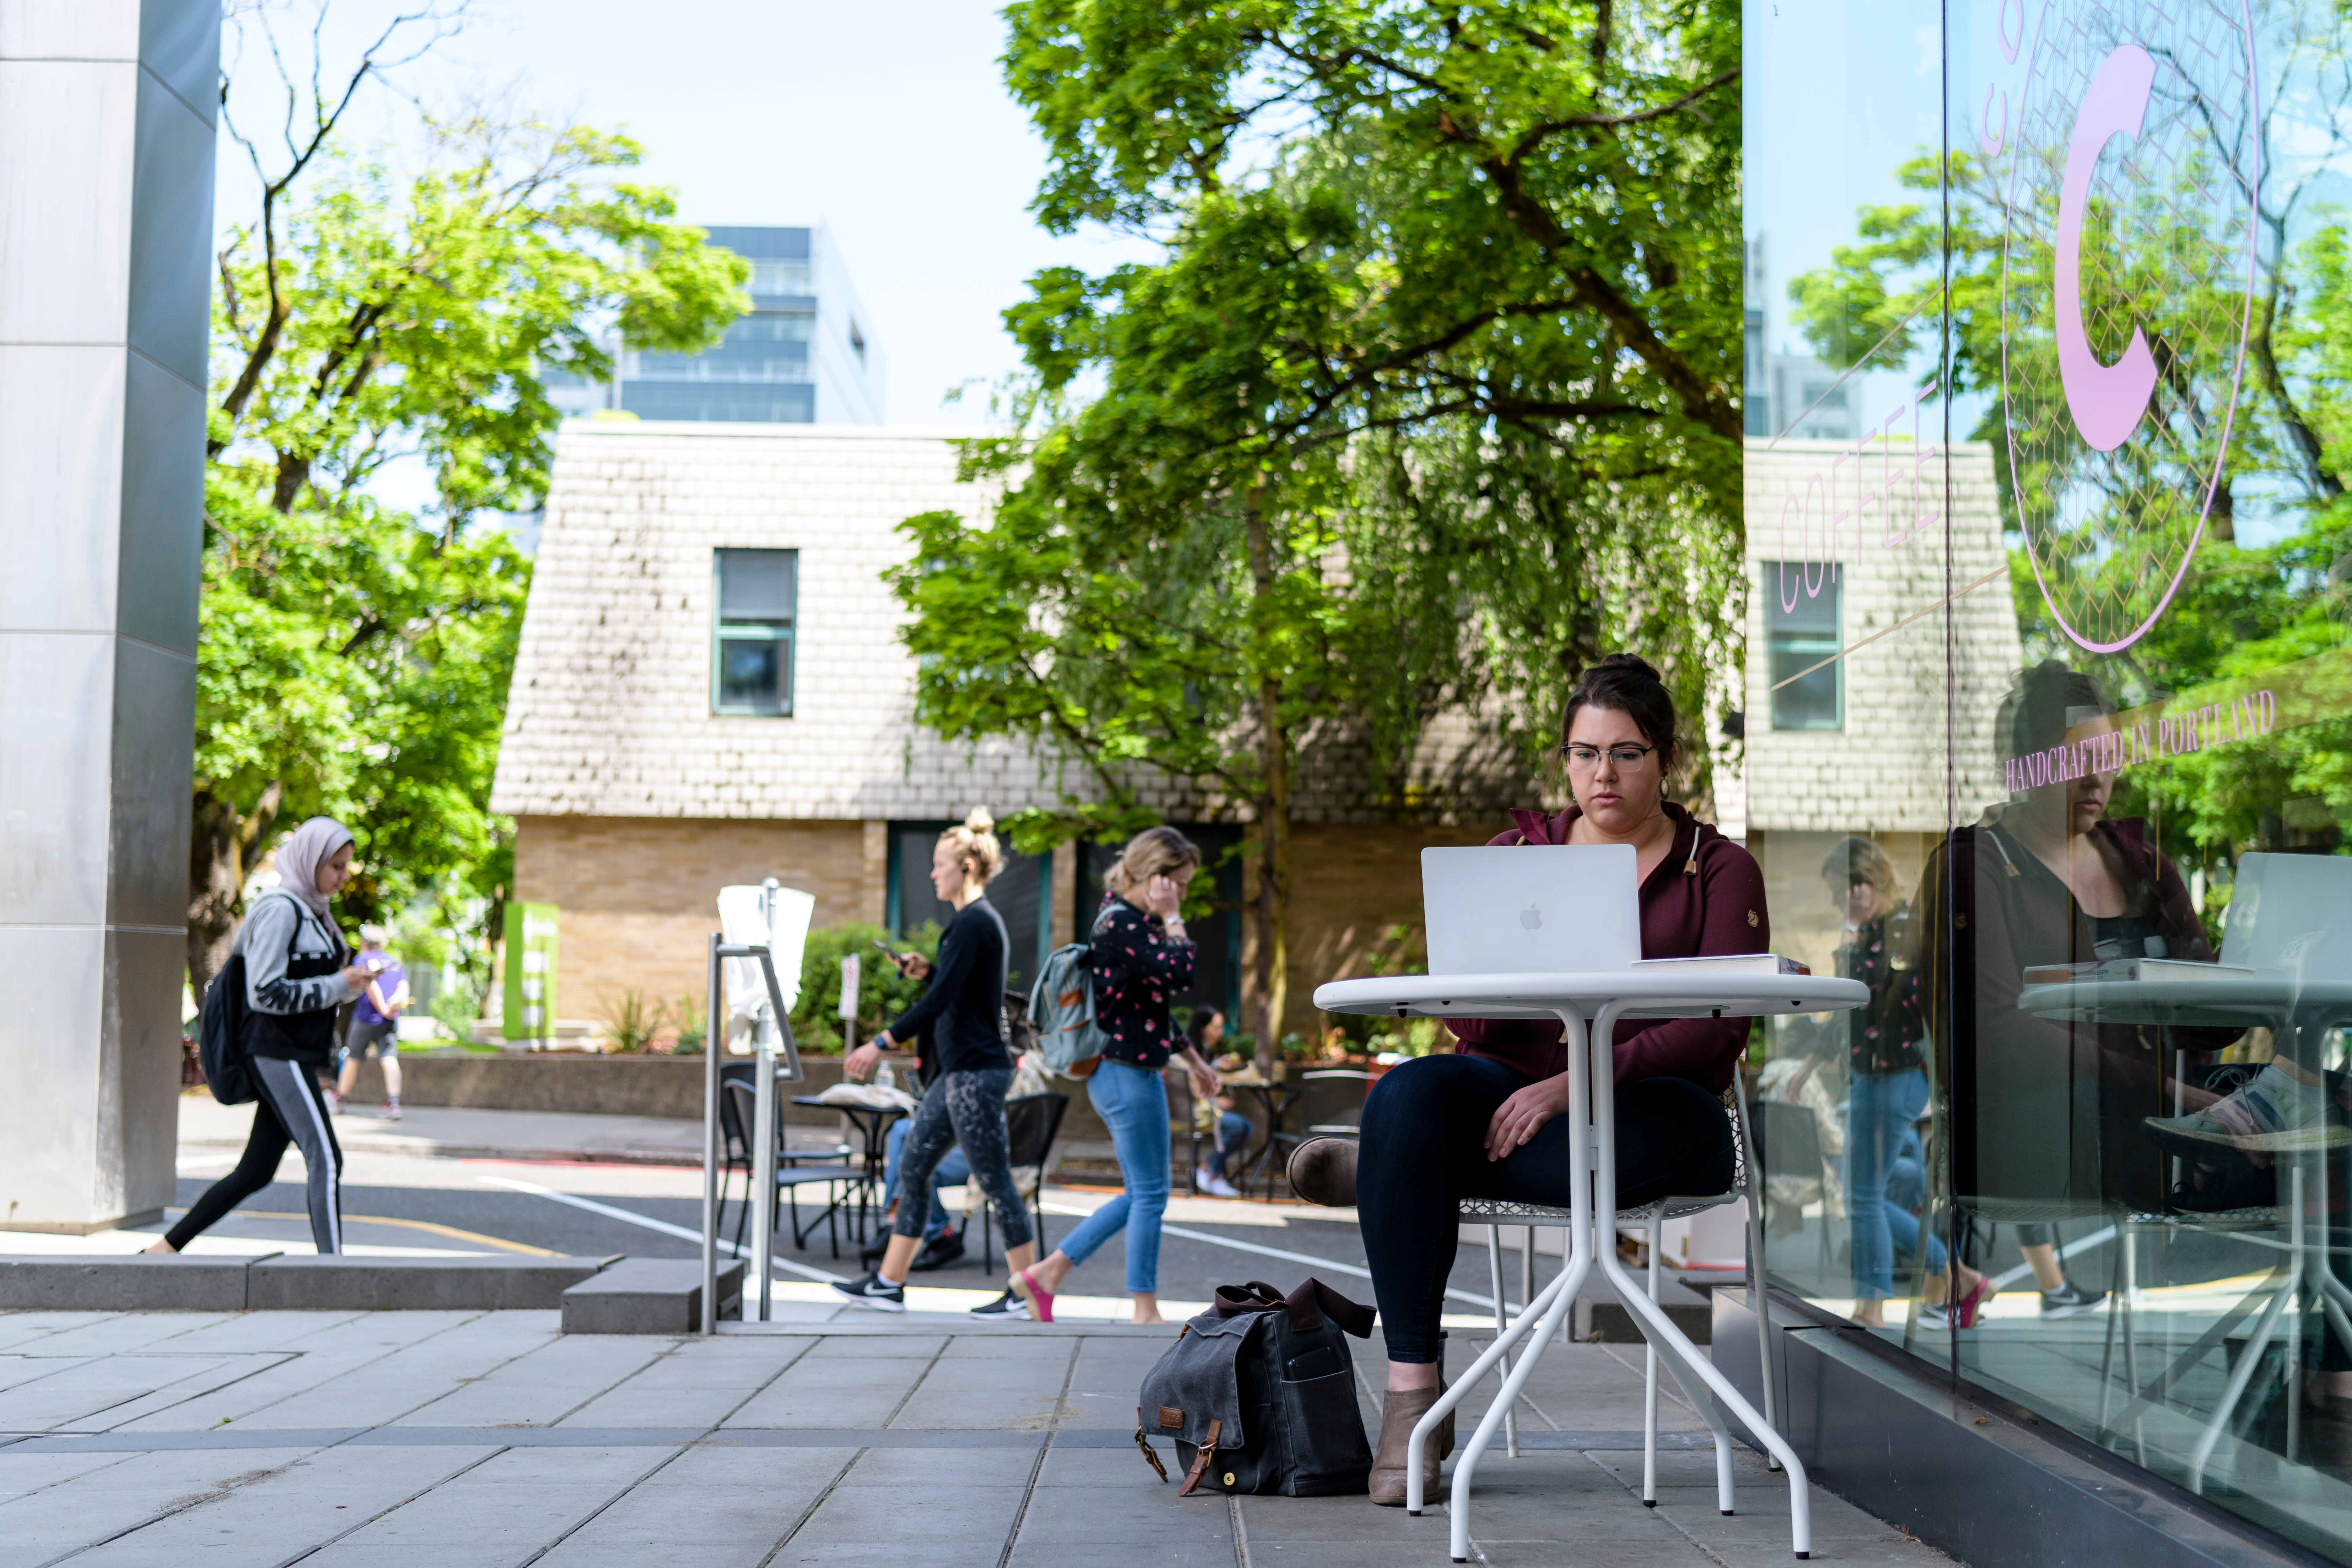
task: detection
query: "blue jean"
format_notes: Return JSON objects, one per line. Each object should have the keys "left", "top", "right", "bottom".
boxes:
{"left": 1206, "top": 1111, "right": 1251, "bottom": 1178}
{"left": 1847, "top": 1067, "right": 1944, "bottom": 1299}
{"left": 1056, "top": 1060, "right": 1171, "bottom": 1293}
{"left": 883, "top": 1115, "right": 966, "bottom": 1241}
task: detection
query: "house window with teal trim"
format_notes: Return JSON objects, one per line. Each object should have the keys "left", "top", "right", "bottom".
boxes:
{"left": 1763, "top": 563, "right": 1841, "bottom": 731}
{"left": 712, "top": 548, "right": 796, "bottom": 716}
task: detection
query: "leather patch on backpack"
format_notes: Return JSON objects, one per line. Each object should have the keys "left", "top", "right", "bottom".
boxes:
{"left": 1157, "top": 1405, "right": 1184, "bottom": 1429}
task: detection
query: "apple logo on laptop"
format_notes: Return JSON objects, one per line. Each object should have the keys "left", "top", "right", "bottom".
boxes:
{"left": 1519, "top": 903, "right": 1542, "bottom": 931}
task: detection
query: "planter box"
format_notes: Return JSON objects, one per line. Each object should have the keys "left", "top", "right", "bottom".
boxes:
{"left": 345, "top": 1050, "right": 861, "bottom": 1122}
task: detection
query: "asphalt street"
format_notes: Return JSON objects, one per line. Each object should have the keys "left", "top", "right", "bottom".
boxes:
{"left": 153, "top": 1155, "right": 1523, "bottom": 1319}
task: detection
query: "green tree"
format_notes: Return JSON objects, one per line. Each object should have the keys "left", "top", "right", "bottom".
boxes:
{"left": 896, "top": 0, "right": 1746, "bottom": 1063}
{"left": 1783, "top": 6, "right": 2352, "bottom": 883}
{"left": 193, "top": 17, "right": 748, "bottom": 998}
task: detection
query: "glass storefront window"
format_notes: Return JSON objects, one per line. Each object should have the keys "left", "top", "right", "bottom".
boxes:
{"left": 1746, "top": 0, "right": 2352, "bottom": 1556}
{"left": 1764, "top": 564, "right": 1843, "bottom": 730}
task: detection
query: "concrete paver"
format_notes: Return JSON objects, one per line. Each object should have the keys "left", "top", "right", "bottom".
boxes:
{"left": 0, "top": 1310, "right": 1957, "bottom": 1568}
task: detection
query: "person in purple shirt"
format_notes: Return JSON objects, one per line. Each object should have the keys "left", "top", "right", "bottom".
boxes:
{"left": 332, "top": 925, "right": 408, "bottom": 1119}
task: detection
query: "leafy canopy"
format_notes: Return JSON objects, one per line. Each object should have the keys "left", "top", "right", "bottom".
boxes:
{"left": 198, "top": 111, "right": 748, "bottom": 967}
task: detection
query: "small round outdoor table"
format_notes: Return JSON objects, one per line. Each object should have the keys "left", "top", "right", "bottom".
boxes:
{"left": 1226, "top": 1076, "right": 1308, "bottom": 1199}
{"left": 2019, "top": 974, "right": 2352, "bottom": 1492}
{"left": 1314, "top": 970, "right": 1867, "bottom": 1562}
{"left": 792, "top": 1097, "right": 906, "bottom": 1242}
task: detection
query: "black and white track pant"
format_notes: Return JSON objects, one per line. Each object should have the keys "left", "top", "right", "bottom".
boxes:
{"left": 168, "top": 1057, "right": 344, "bottom": 1253}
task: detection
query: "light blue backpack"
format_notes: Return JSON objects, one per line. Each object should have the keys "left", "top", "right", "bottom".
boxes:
{"left": 1028, "top": 912, "right": 1113, "bottom": 1080}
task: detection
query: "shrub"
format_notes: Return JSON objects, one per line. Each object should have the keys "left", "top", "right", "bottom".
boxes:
{"left": 596, "top": 988, "right": 659, "bottom": 1053}
{"left": 430, "top": 981, "right": 487, "bottom": 1043}
{"left": 662, "top": 992, "right": 707, "bottom": 1054}
{"left": 788, "top": 921, "right": 940, "bottom": 1054}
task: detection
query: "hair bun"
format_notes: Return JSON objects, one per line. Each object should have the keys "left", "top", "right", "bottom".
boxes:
{"left": 1594, "top": 652, "right": 1663, "bottom": 683}
{"left": 963, "top": 807, "right": 996, "bottom": 834}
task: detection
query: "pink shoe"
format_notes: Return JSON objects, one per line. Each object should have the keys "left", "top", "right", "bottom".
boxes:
{"left": 1010, "top": 1267, "right": 1055, "bottom": 1323}
{"left": 1951, "top": 1273, "right": 1992, "bottom": 1330}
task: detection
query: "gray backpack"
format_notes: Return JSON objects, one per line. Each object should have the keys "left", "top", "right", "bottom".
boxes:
{"left": 1026, "top": 905, "right": 1118, "bottom": 1081}
{"left": 1134, "top": 1279, "right": 1376, "bottom": 1497}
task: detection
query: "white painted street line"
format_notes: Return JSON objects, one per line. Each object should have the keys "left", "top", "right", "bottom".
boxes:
{"left": 472, "top": 1172, "right": 849, "bottom": 1284}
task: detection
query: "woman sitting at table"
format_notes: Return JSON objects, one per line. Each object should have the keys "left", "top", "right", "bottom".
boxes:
{"left": 1287, "top": 653, "right": 1767, "bottom": 1506}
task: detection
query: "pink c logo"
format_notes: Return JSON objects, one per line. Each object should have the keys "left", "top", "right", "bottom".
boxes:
{"left": 1999, "top": 2, "right": 2258, "bottom": 655}
{"left": 2055, "top": 45, "right": 2160, "bottom": 452}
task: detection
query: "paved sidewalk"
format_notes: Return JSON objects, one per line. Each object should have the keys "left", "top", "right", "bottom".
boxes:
{"left": 0, "top": 1309, "right": 1952, "bottom": 1566}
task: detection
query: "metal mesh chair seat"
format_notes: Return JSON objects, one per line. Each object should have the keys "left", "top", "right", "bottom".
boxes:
{"left": 2124, "top": 1206, "right": 2286, "bottom": 1228}
{"left": 1460, "top": 1082, "right": 1765, "bottom": 1466}
{"left": 1462, "top": 1193, "right": 1738, "bottom": 1226}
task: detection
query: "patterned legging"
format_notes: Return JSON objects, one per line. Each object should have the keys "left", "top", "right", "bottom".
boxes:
{"left": 892, "top": 1067, "right": 1031, "bottom": 1247}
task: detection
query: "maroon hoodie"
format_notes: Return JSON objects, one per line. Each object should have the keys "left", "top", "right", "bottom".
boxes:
{"left": 1446, "top": 801, "right": 1769, "bottom": 1093}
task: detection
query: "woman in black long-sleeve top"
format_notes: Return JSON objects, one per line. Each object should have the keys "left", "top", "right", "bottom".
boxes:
{"left": 833, "top": 811, "right": 1037, "bottom": 1316}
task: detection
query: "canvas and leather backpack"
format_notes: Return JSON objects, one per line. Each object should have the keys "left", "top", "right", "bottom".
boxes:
{"left": 1134, "top": 1278, "right": 1376, "bottom": 1498}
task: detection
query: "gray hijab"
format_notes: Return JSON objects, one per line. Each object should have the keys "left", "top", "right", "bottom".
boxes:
{"left": 272, "top": 816, "right": 354, "bottom": 928}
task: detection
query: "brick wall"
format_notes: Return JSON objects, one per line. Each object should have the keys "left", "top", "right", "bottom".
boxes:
{"left": 521, "top": 811, "right": 1523, "bottom": 1038}
{"left": 1242, "top": 821, "right": 1503, "bottom": 1038}
{"left": 515, "top": 814, "right": 874, "bottom": 1016}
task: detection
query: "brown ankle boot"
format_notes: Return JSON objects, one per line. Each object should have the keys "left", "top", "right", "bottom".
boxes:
{"left": 1287, "top": 1136, "right": 1359, "bottom": 1207}
{"left": 1367, "top": 1384, "right": 1454, "bottom": 1506}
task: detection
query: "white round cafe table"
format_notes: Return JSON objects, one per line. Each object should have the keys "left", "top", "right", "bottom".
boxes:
{"left": 1315, "top": 970, "right": 1868, "bottom": 1562}
{"left": 2019, "top": 972, "right": 2352, "bottom": 1491}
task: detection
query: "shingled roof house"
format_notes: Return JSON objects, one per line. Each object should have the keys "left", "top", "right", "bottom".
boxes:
{"left": 489, "top": 420, "right": 2021, "bottom": 1035}
{"left": 1730, "top": 438, "right": 2022, "bottom": 974}
{"left": 488, "top": 420, "right": 1514, "bottom": 1035}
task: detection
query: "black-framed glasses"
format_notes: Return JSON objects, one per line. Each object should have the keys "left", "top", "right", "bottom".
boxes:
{"left": 1561, "top": 742, "right": 1660, "bottom": 769}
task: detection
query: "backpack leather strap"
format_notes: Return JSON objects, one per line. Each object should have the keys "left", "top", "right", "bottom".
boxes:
{"left": 1176, "top": 1417, "right": 1222, "bottom": 1497}
{"left": 1134, "top": 1407, "right": 1169, "bottom": 1483}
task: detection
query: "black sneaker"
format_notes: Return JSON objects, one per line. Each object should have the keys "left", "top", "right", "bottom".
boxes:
{"left": 829, "top": 1272, "right": 906, "bottom": 1312}
{"left": 969, "top": 1289, "right": 1031, "bottom": 1320}
{"left": 2039, "top": 1280, "right": 2104, "bottom": 1320}
{"left": 908, "top": 1228, "right": 966, "bottom": 1273}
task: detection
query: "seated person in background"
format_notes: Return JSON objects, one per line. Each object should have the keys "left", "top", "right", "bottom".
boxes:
{"left": 1286, "top": 653, "right": 1764, "bottom": 1507}
{"left": 1187, "top": 1006, "right": 1250, "bottom": 1198}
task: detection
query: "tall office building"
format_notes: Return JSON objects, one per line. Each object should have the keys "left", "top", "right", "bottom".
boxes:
{"left": 549, "top": 225, "right": 885, "bottom": 424}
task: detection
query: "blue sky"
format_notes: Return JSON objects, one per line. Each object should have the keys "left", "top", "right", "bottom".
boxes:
{"left": 215, "top": 0, "right": 1155, "bottom": 431}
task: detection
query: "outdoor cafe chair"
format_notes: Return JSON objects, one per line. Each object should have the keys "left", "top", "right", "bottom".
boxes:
{"left": 972, "top": 1091, "right": 1070, "bottom": 1274}
{"left": 1747, "top": 1097, "right": 1837, "bottom": 1274}
{"left": 720, "top": 1078, "right": 864, "bottom": 1260}
{"left": 1262, "top": 1067, "right": 1374, "bottom": 1197}
{"left": 1458, "top": 1074, "right": 1777, "bottom": 1496}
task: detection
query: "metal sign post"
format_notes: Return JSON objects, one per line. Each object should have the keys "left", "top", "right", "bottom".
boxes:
{"left": 699, "top": 931, "right": 804, "bottom": 1335}
{"left": 750, "top": 880, "right": 781, "bottom": 1319}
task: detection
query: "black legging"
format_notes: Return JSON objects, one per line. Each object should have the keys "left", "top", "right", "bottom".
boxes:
{"left": 168, "top": 1057, "right": 344, "bottom": 1253}
{"left": 893, "top": 1066, "right": 1031, "bottom": 1248}
{"left": 1358, "top": 1052, "right": 1735, "bottom": 1363}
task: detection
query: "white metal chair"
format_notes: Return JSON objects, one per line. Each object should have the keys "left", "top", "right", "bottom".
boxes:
{"left": 1457, "top": 1073, "right": 1778, "bottom": 1505}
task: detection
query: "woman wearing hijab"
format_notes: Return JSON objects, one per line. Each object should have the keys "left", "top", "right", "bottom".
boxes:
{"left": 150, "top": 818, "right": 370, "bottom": 1255}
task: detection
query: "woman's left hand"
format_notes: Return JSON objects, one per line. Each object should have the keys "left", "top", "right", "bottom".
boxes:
{"left": 1187, "top": 1061, "right": 1220, "bottom": 1103}
{"left": 1485, "top": 1074, "right": 1575, "bottom": 1162}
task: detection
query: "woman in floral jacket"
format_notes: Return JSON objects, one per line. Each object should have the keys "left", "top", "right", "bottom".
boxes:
{"left": 1009, "top": 827, "right": 1220, "bottom": 1324}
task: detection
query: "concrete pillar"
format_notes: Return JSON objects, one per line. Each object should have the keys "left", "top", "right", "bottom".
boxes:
{"left": 0, "top": 2, "right": 218, "bottom": 1232}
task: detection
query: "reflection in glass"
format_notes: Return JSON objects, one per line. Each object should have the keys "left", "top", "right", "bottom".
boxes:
{"left": 1764, "top": 564, "right": 1842, "bottom": 730}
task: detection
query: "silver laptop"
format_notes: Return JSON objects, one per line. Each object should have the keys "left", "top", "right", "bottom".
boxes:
{"left": 1421, "top": 845, "right": 1642, "bottom": 975}
{"left": 2220, "top": 852, "right": 2352, "bottom": 975}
